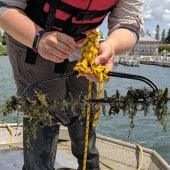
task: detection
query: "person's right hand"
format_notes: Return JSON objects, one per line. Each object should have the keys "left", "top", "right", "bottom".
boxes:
{"left": 37, "top": 31, "right": 77, "bottom": 63}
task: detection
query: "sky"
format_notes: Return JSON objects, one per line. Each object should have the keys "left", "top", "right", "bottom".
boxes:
{"left": 144, "top": 0, "right": 170, "bottom": 34}
{"left": 100, "top": 0, "right": 170, "bottom": 38}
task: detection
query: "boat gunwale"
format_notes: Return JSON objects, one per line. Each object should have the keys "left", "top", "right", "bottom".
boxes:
{"left": 97, "top": 134, "right": 170, "bottom": 169}
{"left": 0, "top": 123, "right": 170, "bottom": 169}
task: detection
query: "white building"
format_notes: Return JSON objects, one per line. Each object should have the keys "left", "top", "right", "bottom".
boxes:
{"left": 130, "top": 34, "right": 159, "bottom": 56}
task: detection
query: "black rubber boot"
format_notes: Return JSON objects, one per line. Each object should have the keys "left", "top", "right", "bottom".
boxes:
{"left": 22, "top": 118, "right": 60, "bottom": 170}
{"left": 68, "top": 117, "right": 100, "bottom": 170}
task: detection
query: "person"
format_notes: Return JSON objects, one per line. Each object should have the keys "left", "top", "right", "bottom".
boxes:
{"left": 0, "top": 0, "right": 144, "bottom": 170}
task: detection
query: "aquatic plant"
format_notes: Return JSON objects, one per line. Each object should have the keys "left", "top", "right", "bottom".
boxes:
{"left": 100, "top": 87, "right": 170, "bottom": 132}
{"left": 0, "top": 88, "right": 169, "bottom": 133}
{"left": 0, "top": 91, "right": 54, "bottom": 147}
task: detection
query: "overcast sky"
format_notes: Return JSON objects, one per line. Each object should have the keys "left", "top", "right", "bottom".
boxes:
{"left": 144, "top": 0, "right": 170, "bottom": 35}
{"left": 100, "top": 0, "right": 170, "bottom": 37}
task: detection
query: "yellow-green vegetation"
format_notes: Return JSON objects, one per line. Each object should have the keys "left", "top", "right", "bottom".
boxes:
{"left": 0, "top": 45, "right": 7, "bottom": 55}
{"left": 0, "top": 33, "right": 7, "bottom": 55}
{"left": 159, "top": 44, "right": 170, "bottom": 53}
{"left": 104, "top": 88, "right": 170, "bottom": 132}
{"left": 1, "top": 91, "right": 54, "bottom": 147}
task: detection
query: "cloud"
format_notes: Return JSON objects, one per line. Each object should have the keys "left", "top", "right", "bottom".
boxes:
{"left": 144, "top": 0, "right": 170, "bottom": 24}
{"left": 143, "top": 10, "right": 154, "bottom": 20}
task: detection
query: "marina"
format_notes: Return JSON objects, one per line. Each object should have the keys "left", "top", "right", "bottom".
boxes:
{"left": 140, "top": 60, "right": 170, "bottom": 67}
{"left": 118, "top": 55, "right": 170, "bottom": 67}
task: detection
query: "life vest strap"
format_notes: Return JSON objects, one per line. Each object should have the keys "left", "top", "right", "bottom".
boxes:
{"left": 25, "top": 0, "right": 67, "bottom": 74}
{"left": 25, "top": 49, "right": 37, "bottom": 64}
{"left": 54, "top": 59, "right": 68, "bottom": 74}
{"left": 52, "top": 0, "right": 113, "bottom": 21}
{"left": 45, "top": 0, "right": 60, "bottom": 31}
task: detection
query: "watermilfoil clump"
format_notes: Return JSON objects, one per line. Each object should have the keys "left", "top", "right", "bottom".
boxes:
{"left": 0, "top": 88, "right": 169, "bottom": 136}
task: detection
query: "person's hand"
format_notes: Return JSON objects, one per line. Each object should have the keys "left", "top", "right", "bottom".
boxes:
{"left": 84, "top": 40, "right": 115, "bottom": 82}
{"left": 95, "top": 40, "right": 115, "bottom": 71}
{"left": 37, "top": 31, "right": 77, "bottom": 63}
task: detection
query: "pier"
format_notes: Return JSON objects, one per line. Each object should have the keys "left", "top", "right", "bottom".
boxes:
{"left": 118, "top": 55, "right": 170, "bottom": 67}
{"left": 140, "top": 60, "right": 170, "bottom": 67}
{"left": 118, "top": 55, "right": 140, "bottom": 67}
{"left": 139, "top": 55, "right": 170, "bottom": 67}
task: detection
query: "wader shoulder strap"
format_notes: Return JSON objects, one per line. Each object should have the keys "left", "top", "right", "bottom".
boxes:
{"left": 25, "top": 0, "right": 58, "bottom": 65}
{"left": 25, "top": 0, "right": 67, "bottom": 74}
{"left": 45, "top": 0, "right": 60, "bottom": 31}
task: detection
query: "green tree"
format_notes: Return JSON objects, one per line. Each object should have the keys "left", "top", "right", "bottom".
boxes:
{"left": 159, "top": 44, "right": 170, "bottom": 53}
{"left": 165, "top": 28, "right": 170, "bottom": 43}
{"left": 0, "top": 32, "right": 7, "bottom": 55}
{"left": 155, "top": 24, "right": 160, "bottom": 41}
{"left": 161, "top": 29, "right": 166, "bottom": 43}
{"left": 0, "top": 33, "right": 6, "bottom": 45}
{"left": 146, "top": 29, "right": 151, "bottom": 36}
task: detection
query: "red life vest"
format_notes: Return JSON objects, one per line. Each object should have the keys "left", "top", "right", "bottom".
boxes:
{"left": 24, "top": 0, "right": 118, "bottom": 72}
{"left": 25, "top": 0, "right": 118, "bottom": 41}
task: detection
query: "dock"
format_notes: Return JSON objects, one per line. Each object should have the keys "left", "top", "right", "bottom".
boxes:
{"left": 140, "top": 60, "right": 170, "bottom": 67}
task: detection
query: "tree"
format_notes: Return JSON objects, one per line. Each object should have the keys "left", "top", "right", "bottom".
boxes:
{"left": 165, "top": 28, "right": 170, "bottom": 43}
{"left": 0, "top": 32, "right": 6, "bottom": 45}
{"left": 155, "top": 24, "right": 160, "bottom": 41}
{"left": 159, "top": 44, "right": 170, "bottom": 52}
{"left": 161, "top": 29, "right": 166, "bottom": 43}
{"left": 146, "top": 29, "right": 151, "bottom": 36}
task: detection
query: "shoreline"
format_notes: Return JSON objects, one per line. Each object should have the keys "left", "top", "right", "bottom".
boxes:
{"left": 1, "top": 54, "right": 170, "bottom": 67}
{"left": 140, "top": 60, "right": 170, "bottom": 67}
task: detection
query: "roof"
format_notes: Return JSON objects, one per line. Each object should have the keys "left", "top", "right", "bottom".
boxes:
{"left": 139, "top": 34, "right": 159, "bottom": 42}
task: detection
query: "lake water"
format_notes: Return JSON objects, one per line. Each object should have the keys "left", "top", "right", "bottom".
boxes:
{"left": 0, "top": 56, "right": 170, "bottom": 164}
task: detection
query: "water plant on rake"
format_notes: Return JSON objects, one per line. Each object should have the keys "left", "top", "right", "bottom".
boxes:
{"left": 0, "top": 87, "right": 169, "bottom": 143}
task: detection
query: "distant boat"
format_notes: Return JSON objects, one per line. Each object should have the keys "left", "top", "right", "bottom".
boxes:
{"left": 0, "top": 123, "right": 170, "bottom": 170}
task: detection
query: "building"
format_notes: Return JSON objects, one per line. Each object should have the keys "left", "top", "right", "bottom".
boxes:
{"left": 130, "top": 34, "right": 159, "bottom": 56}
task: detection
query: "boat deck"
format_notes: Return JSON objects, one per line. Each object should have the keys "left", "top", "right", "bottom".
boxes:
{"left": 0, "top": 125, "right": 116, "bottom": 170}
{"left": 0, "top": 141, "right": 116, "bottom": 170}
{"left": 0, "top": 142, "right": 78, "bottom": 170}
{"left": 0, "top": 125, "right": 170, "bottom": 170}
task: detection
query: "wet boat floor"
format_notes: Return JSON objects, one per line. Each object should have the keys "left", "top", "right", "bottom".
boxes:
{"left": 0, "top": 142, "right": 78, "bottom": 170}
{"left": 0, "top": 142, "right": 113, "bottom": 170}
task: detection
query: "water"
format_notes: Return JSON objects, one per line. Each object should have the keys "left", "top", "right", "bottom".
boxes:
{"left": 0, "top": 56, "right": 170, "bottom": 164}
{"left": 97, "top": 64, "right": 170, "bottom": 164}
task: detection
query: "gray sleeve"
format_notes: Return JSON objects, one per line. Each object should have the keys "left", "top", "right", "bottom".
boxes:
{"left": 108, "top": 0, "right": 144, "bottom": 38}
{"left": 0, "top": 0, "right": 27, "bottom": 14}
